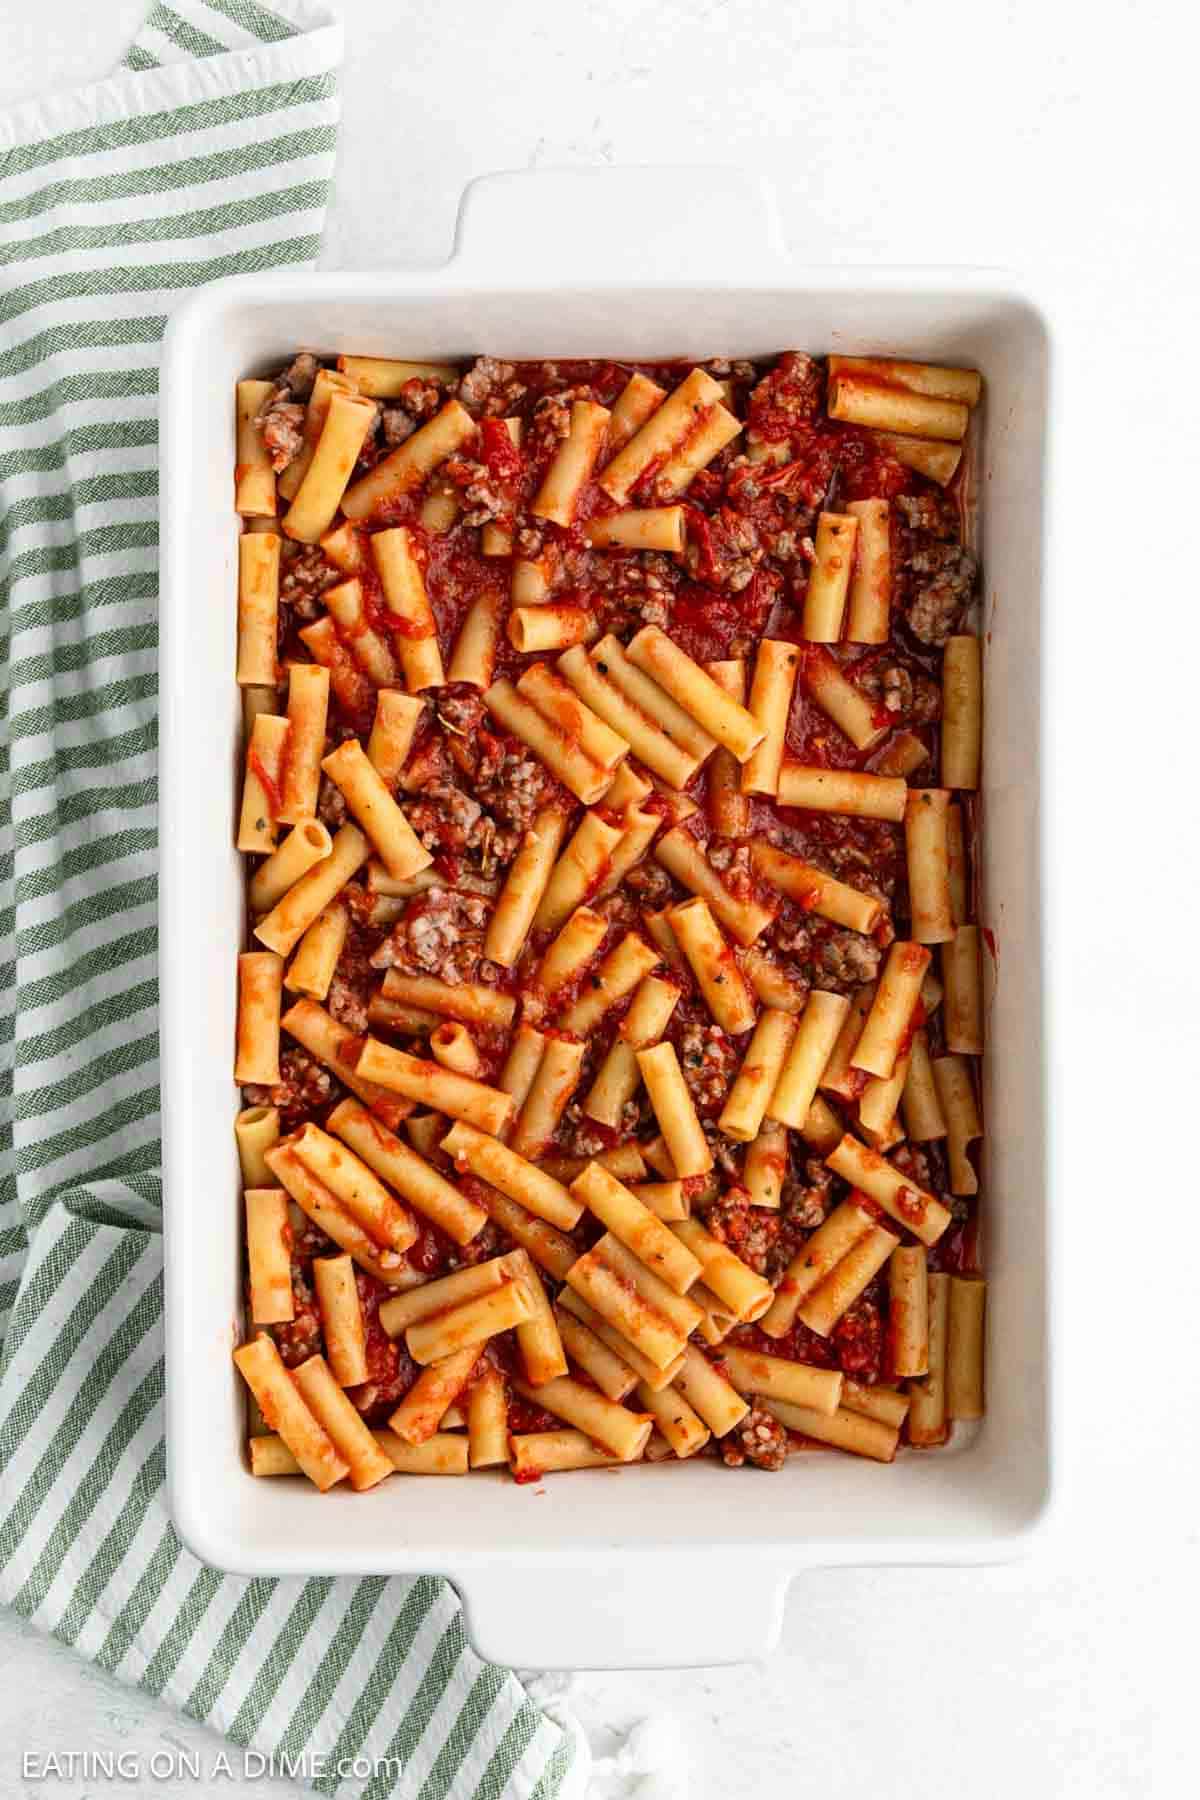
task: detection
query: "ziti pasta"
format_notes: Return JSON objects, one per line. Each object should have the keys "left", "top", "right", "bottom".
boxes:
{"left": 230, "top": 348, "right": 987, "bottom": 1486}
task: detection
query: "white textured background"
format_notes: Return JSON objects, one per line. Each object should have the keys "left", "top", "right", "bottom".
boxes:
{"left": 2, "top": 2, "right": 1197, "bottom": 1796}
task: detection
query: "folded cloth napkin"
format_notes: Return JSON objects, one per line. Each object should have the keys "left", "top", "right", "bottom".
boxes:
{"left": 0, "top": 4, "right": 575, "bottom": 1795}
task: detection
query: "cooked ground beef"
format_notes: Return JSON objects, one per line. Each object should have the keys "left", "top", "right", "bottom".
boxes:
{"left": 720, "top": 1401, "right": 788, "bottom": 1470}
{"left": 317, "top": 772, "right": 347, "bottom": 828}
{"left": 745, "top": 351, "right": 823, "bottom": 450}
{"left": 456, "top": 356, "right": 526, "bottom": 418}
{"left": 703, "top": 1189, "right": 778, "bottom": 1276}
{"left": 280, "top": 541, "right": 339, "bottom": 618}
{"left": 813, "top": 927, "right": 883, "bottom": 990}
{"left": 370, "top": 888, "right": 490, "bottom": 984}
{"left": 271, "top": 1265, "right": 323, "bottom": 1368}
{"left": 896, "top": 492, "right": 958, "bottom": 539}
{"left": 380, "top": 405, "right": 418, "bottom": 447}
{"left": 676, "top": 1020, "right": 737, "bottom": 1115}
{"left": 904, "top": 541, "right": 978, "bottom": 645}
{"left": 242, "top": 1046, "right": 334, "bottom": 1131}
{"left": 780, "top": 1157, "right": 836, "bottom": 1232}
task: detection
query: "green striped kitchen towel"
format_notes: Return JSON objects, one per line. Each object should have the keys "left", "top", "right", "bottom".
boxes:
{"left": 0, "top": 4, "right": 576, "bottom": 1795}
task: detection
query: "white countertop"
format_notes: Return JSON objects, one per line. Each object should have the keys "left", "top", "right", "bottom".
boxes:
{"left": 2, "top": 2, "right": 1197, "bottom": 1795}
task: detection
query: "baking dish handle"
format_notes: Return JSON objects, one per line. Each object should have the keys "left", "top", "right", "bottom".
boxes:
{"left": 455, "top": 1559, "right": 791, "bottom": 1670}
{"left": 448, "top": 165, "right": 788, "bottom": 285}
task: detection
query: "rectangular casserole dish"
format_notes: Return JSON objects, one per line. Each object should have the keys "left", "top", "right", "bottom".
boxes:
{"left": 160, "top": 167, "right": 1057, "bottom": 1669}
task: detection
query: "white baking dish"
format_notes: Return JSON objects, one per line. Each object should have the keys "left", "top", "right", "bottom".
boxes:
{"left": 159, "top": 167, "right": 1057, "bottom": 1670}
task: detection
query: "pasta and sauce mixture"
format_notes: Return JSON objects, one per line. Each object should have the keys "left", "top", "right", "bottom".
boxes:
{"left": 230, "top": 349, "right": 987, "bottom": 1491}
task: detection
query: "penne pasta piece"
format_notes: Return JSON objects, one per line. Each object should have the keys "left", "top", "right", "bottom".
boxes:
{"left": 448, "top": 591, "right": 503, "bottom": 689}
{"left": 467, "top": 1365, "right": 509, "bottom": 1468}
{"left": 765, "top": 1397, "right": 898, "bottom": 1463}
{"left": 943, "top": 924, "right": 984, "bottom": 1055}
{"left": 932, "top": 1053, "right": 983, "bottom": 1195}
{"left": 795, "top": 1222, "right": 899, "bottom": 1337}
{"left": 248, "top": 1435, "right": 301, "bottom": 1477}
{"left": 532, "top": 811, "right": 624, "bottom": 935}
{"left": 236, "top": 531, "right": 279, "bottom": 686}
{"left": 278, "top": 368, "right": 358, "bottom": 502}
{"left": 342, "top": 398, "right": 475, "bottom": 519}
{"left": 801, "top": 646, "right": 889, "bottom": 752}
{"left": 429, "top": 1020, "right": 483, "bottom": 1078}
{"left": 655, "top": 403, "right": 742, "bottom": 497}
{"left": 902, "top": 1029, "right": 948, "bottom": 1142}
{"left": 585, "top": 507, "right": 686, "bottom": 553}
{"left": 496, "top": 1022, "right": 547, "bottom": 1136}
{"left": 947, "top": 1275, "right": 986, "bottom": 1420}
{"left": 635, "top": 1380, "right": 711, "bottom": 1458}
{"left": 292, "top": 1355, "right": 394, "bottom": 1491}
{"left": 888, "top": 1245, "right": 929, "bottom": 1378}
{"left": 244, "top": 1187, "right": 293, "bottom": 1324}
{"left": 655, "top": 824, "right": 777, "bottom": 946}
{"left": 941, "top": 635, "right": 983, "bottom": 789}
{"left": 559, "top": 931, "right": 662, "bottom": 1036}
{"left": 565, "top": 1244, "right": 687, "bottom": 1373}
{"left": 336, "top": 355, "right": 459, "bottom": 395}
{"left": 626, "top": 626, "right": 765, "bottom": 762}
{"left": 876, "top": 431, "right": 962, "bottom": 487}
{"left": 751, "top": 841, "right": 884, "bottom": 936}
{"left": 800, "top": 1094, "right": 845, "bottom": 1155}
{"left": 375, "top": 1430, "right": 469, "bottom": 1475}
{"left": 235, "top": 1105, "right": 280, "bottom": 1188}
{"left": 388, "top": 1344, "right": 481, "bottom": 1446}
{"left": 232, "top": 1336, "right": 348, "bottom": 1490}
{"left": 379, "top": 970, "right": 516, "bottom": 1031}
{"left": 840, "top": 1379, "right": 911, "bottom": 1429}
{"left": 285, "top": 901, "right": 348, "bottom": 1002}
{"left": 767, "top": 989, "right": 852, "bottom": 1129}
{"left": 267, "top": 1145, "right": 408, "bottom": 1285}
{"left": 802, "top": 511, "right": 859, "bottom": 642}
{"left": 508, "top": 602, "right": 598, "bottom": 654}
{"left": 557, "top": 1288, "right": 684, "bottom": 1392}
{"left": 582, "top": 973, "right": 680, "bottom": 1128}
{"left": 356, "top": 1039, "right": 516, "bottom": 1137}
{"left": 235, "top": 380, "right": 276, "bottom": 516}
{"left": 851, "top": 941, "right": 931, "bottom": 1079}
{"left": 556, "top": 1306, "right": 639, "bottom": 1400}
{"left": 740, "top": 639, "right": 801, "bottom": 797}
{"left": 379, "top": 1258, "right": 511, "bottom": 1337}
{"left": 532, "top": 400, "right": 610, "bottom": 525}
{"left": 513, "top": 1375, "right": 651, "bottom": 1462}
{"left": 278, "top": 662, "right": 330, "bottom": 824}
{"left": 704, "top": 659, "right": 751, "bottom": 835}
{"left": 637, "top": 1041, "right": 713, "bottom": 1178}
{"left": 555, "top": 644, "right": 700, "bottom": 790}
{"left": 505, "top": 1246, "right": 568, "bottom": 1387}
{"left": 290, "top": 1120, "right": 416, "bottom": 1252}
{"left": 946, "top": 803, "right": 968, "bottom": 925}
{"left": 858, "top": 1049, "right": 912, "bottom": 1142}
{"left": 235, "top": 951, "right": 284, "bottom": 1084}
{"left": 281, "top": 996, "right": 412, "bottom": 1131}
{"left": 844, "top": 498, "right": 892, "bottom": 643}
{"left": 828, "top": 373, "right": 969, "bottom": 442}
{"left": 477, "top": 1186, "right": 579, "bottom": 1283}
{"left": 237, "top": 712, "right": 288, "bottom": 854}
{"left": 406, "top": 1278, "right": 534, "bottom": 1364}
{"left": 599, "top": 368, "right": 726, "bottom": 503}
{"left": 721, "top": 1345, "right": 843, "bottom": 1415}
{"left": 571, "top": 1161, "right": 702, "bottom": 1295}
{"left": 667, "top": 898, "right": 757, "bottom": 1035}
{"left": 908, "top": 1271, "right": 951, "bottom": 1445}
{"left": 673, "top": 1343, "right": 749, "bottom": 1438}
{"left": 826, "top": 355, "right": 982, "bottom": 406}
{"left": 825, "top": 1132, "right": 952, "bottom": 1246}
{"left": 874, "top": 729, "right": 931, "bottom": 777}
{"left": 440, "top": 1118, "right": 582, "bottom": 1232}
{"left": 255, "top": 822, "right": 370, "bottom": 958}
{"left": 670, "top": 1217, "right": 774, "bottom": 1323}
{"left": 776, "top": 763, "right": 907, "bottom": 822}
{"left": 508, "top": 1430, "right": 625, "bottom": 1479}
{"left": 484, "top": 805, "right": 570, "bottom": 966}
{"left": 323, "top": 576, "right": 398, "bottom": 687}
{"left": 743, "top": 1120, "right": 788, "bottom": 1209}
{"left": 249, "top": 820, "right": 332, "bottom": 915}
{"left": 516, "top": 662, "right": 629, "bottom": 771}
{"left": 905, "top": 789, "right": 955, "bottom": 944}
{"left": 507, "top": 1036, "right": 586, "bottom": 1161}
{"left": 604, "top": 372, "right": 667, "bottom": 455}
{"left": 741, "top": 946, "right": 809, "bottom": 1014}
{"left": 281, "top": 391, "right": 378, "bottom": 542}
{"left": 534, "top": 906, "right": 608, "bottom": 1008}
{"left": 719, "top": 1008, "right": 797, "bottom": 1142}
{"left": 371, "top": 526, "right": 445, "bottom": 692}
{"left": 483, "top": 678, "right": 610, "bottom": 804}
{"left": 312, "top": 1253, "right": 369, "bottom": 1386}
